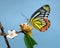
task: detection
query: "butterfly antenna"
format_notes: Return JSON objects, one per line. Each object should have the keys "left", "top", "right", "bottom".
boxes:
{"left": 21, "top": 13, "right": 29, "bottom": 25}
{"left": 21, "top": 13, "right": 29, "bottom": 21}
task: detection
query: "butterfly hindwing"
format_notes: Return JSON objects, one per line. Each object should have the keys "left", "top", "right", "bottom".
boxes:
{"left": 30, "top": 4, "right": 50, "bottom": 32}
{"left": 39, "top": 18, "right": 50, "bottom": 32}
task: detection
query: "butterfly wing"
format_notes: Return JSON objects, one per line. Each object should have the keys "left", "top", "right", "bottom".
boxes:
{"left": 30, "top": 5, "right": 50, "bottom": 32}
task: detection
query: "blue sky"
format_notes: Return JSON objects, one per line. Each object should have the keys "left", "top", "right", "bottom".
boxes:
{"left": 0, "top": 0, "right": 60, "bottom": 48}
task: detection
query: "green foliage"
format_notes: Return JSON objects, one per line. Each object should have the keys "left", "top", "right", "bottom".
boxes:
{"left": 24, "top": 34, "right": 37, "bottom": 48}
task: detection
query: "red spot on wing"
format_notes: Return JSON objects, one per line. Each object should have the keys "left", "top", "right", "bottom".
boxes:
{"left": 40, "top": 18, "right": 50, "bottom": 32}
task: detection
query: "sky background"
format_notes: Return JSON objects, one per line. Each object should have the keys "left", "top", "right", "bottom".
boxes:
{"left": 0, "top": 0, "right": 60, "bottom": 48}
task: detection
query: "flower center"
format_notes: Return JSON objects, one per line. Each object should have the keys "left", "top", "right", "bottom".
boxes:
{"left": 10, "top": 33, "right": 14, "bottom": 37}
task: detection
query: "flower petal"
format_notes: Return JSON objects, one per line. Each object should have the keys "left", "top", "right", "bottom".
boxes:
{"left": 12, "top": 30, "right": 16, "bottom": 33}
{"left": 8, "top": 30, "right": 11, "bottom": 33}
{"left": 24, "top": 23, "right": 27, "bottom": 25}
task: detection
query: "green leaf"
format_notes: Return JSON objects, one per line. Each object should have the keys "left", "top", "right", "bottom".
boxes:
{"left": 24, "top": 34, "right": 37, "bottom": 48}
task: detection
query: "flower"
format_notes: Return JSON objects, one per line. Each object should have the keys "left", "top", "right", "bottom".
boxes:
{"left": 6, "top": 30, "right": 17, "bottom": 39}
{"left": 20, "top": 23, "right": 33, "bottom": 36}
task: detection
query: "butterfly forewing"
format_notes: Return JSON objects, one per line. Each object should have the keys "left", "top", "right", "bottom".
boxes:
{"left": 30, "top": 5, "right": 50, "bottom": 19}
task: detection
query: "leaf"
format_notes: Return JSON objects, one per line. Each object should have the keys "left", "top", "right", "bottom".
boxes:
{"left": 24, "top": 34, "right": 37, "bottom": 48}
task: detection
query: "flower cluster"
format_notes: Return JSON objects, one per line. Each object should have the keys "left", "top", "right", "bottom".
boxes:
{"left": 20, "top": 23, "right": 33, "bottom": 36}
{"left": 6, "top": 23, "right": 33, "bottom": 39}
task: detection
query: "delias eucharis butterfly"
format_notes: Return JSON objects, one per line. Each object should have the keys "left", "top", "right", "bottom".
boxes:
{"left": 22, "top": 4, "right": 50, "bottom": 32}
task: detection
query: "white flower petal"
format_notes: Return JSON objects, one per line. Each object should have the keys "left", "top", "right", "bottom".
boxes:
{"left": 8, "top": 30, "right": 11, "bottom": 33}
{"left": 24, "top": 23, "right": 27, "bottom": 25}
{"left": 6, "top": 35, "right": 13, "bottom": 39}
{"left": 20, "top": 23, "right": 24, "bottom": 25}
{"left": 21, "top": 23, "right": 27, "bottom": 25}
{"left": 14, "top": 34, "right": 17, "bottom": 37}
{"left": 12, "top": 30, "right": 16, "bottom": 32}
{"left": 6, "top": 34, "right": 17, "bottom": 39}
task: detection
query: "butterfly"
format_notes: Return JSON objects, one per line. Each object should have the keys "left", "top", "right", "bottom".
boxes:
{"left": 22, "top": 4, "right": 50, "bottom": 32}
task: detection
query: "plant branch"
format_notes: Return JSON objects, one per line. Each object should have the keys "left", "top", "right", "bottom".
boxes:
{"left": 0, "top": 22, "right": 10, "bottom": 48}
{"left": 0, "top": 22, "right": 23, "bottom": 48}
{"left": 0, "top": 31, "right": 22, "bottom": 36}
